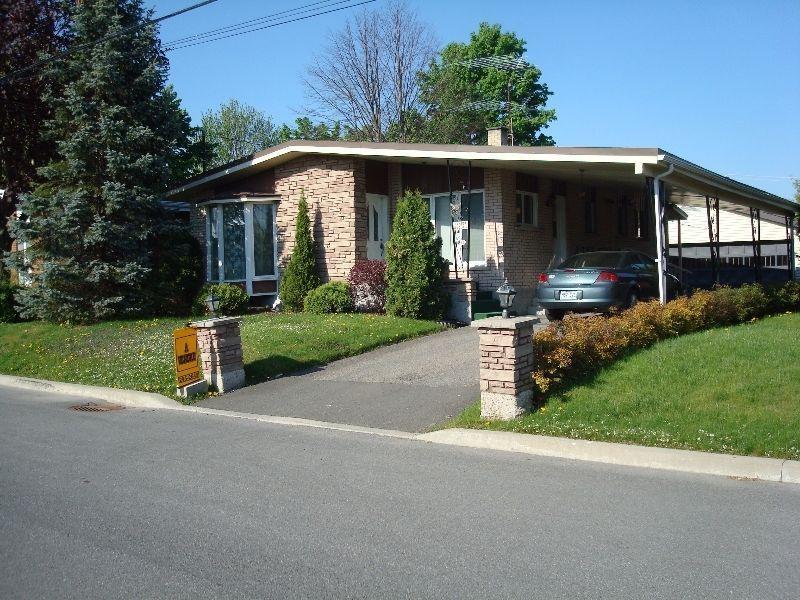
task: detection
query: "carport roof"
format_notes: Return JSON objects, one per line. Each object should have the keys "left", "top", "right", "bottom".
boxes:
{"left": 166, "top": 140, "right": 798, "bottom": 217}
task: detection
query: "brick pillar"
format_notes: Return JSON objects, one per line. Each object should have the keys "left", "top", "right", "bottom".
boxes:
{"left": 190, "top": 317, "right": 245, "bottom": 393}
{"left": 472, "top": 315, "right": 538, "bottom": 419}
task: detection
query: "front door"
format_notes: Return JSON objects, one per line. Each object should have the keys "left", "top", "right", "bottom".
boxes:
{"left": 367, "top": 194, "right": 390, "bottom": 260}
{"left": 552, "top": 195, "right": 568, "bottom": 266}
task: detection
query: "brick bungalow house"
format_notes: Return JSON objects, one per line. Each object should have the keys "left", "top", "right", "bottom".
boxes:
{"left": 166, "top": 128, "right": 798, "bottom": 321}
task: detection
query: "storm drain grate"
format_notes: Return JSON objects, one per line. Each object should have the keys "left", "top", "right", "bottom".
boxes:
{"left": 69, "top": 402, "right": 125, "bottom": 412}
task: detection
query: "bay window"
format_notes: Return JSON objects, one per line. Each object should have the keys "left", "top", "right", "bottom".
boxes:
{"left": 205, "top": 199, "right": 278, "bottom": 297}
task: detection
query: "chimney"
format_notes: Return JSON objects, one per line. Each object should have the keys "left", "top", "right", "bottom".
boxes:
{"left": 487, "top": 126, "right": 510, "bottom": 146}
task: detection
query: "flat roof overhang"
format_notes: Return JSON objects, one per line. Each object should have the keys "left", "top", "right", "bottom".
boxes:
{"left": 166, "top": 141, "right": 799, "bottom": 218}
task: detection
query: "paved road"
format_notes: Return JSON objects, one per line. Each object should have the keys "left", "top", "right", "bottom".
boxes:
{"left": 2, "top": 386, "right": 799, "bottom": 599}
{"left": 199, "top": 326, "right": 481, "bottom": 432}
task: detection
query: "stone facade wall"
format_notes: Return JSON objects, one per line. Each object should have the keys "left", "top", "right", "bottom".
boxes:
{"left": 274, "top": 155, "right": 363, "bottom": 281}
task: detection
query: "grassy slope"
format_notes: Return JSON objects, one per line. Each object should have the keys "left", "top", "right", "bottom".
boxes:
{"left": 0, "top": 313, "right": 442, "bottom": 399}
{"left": 449, "top": 312, "right": 800, "bottom": 460}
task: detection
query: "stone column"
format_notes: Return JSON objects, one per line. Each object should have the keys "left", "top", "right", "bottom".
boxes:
{"left": 190, "top": 317, "right": 245, "bottom": 393}
{"left": 472, "top": 315, "right": 538, "bottom": 420}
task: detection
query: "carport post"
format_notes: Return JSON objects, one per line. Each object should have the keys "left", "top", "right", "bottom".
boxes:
{"left": 652, "top": 164, "right": 673, "bottom": 305}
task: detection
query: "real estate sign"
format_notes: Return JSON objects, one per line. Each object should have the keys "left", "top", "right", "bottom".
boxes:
{"left": 173, "top": 327, "right": 202, "bottom": 387}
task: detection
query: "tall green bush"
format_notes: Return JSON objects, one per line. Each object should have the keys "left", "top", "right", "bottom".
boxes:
{"left": 385, "top": 190, "right": 448, "bottom": 320}
{"left": 280, "top": 192, "right": 320, "bottom": 311}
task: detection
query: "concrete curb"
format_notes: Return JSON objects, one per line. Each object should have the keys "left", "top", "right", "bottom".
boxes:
{"left": 0, "top": 375, "right": 182, "bottom": 410}
{"left": 176, "top": 406, "right": 418, "bottom": 440}
{"left": 417, "top": 429, "right": 800, "bottom": 484}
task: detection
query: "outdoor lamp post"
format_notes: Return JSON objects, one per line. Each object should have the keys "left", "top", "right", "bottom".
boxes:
{"left": 496, "top": 280, "right": 517, "bottom": 318}
{"left": 205, "top": 291, "right": 220, "bottom": 317}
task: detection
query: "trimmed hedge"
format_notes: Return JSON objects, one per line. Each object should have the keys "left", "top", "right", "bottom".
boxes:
{"left": 304, "top": 282, "right": 354, "bottom": 314}
{"left": 533, "top": 282, "right": 800, "bottom": 396}
{"left": 192, "top": 283, "right": 250, "bottom": 316}
{"left": 348, "top": 260, "right": 386, "bottom": 312}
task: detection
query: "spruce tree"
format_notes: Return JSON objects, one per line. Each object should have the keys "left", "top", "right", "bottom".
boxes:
{"left": 385, "top": 190, "right": 448, "bottom": 319}
{"left": 7, "top": 0, "right": 189, "bottom": 323}
{"left": 280, "top": 192, "right": 320, "bottom": 311}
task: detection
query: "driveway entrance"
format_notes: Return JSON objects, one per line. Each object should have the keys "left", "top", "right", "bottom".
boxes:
{"left": 198, "top": 327, "right": 480, "bottom": 432}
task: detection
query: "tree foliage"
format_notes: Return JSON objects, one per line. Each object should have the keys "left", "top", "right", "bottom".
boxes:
{"left": 419, "top": 22, "right": 556, "bottom": 145}
{"left": 280, "top": 192, "right": 320, "bottom": 311}
{"left": 385, "top": 190, "right": 447, "bottom": 320}
{"left": 0, "top": 0, "right": 70, "bottom": 257}
{"left": 201, "top": 99, "right": 279, "bottom": 168}
{"left": 304, "top": 0, "right": 435, "bottom": 142}
{"left": 276, "top": 117, "right": 342, "bottom": 143}
{"left": 6, "top": 0, "right": 193, "bottom": 323}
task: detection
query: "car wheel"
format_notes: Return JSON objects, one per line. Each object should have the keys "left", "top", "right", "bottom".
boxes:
{"left": 626, "top": 290, "right": 639, "bottom": 309}
{"left": 545, "top": 309, "right": 565, "bottom": 321}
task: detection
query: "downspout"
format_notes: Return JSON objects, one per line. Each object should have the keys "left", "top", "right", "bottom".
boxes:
{"left": 653, "top": 162, "right": 674, "bottom": 305}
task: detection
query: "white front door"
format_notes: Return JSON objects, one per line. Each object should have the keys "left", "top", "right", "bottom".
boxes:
{"left": 552, "top": 195, "right": 567, "bottom": 267}
{"left": 367, "top": 194, "right": 390, "bottom": 260}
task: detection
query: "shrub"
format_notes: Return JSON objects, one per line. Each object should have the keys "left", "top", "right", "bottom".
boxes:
{"left": 532, "top": 281, "right": 800, "bottom": 398}
{"left": 192, "top": 283, "right": 249, "bottom": 316}
{"left": 385, "top": 190, "right": 448, "bottom": 320}
{"left": 0, "top": 279, "right": 20, "bottom": 323}
{"left": 280, "top": 192, "right": 321, "bottom": 311}
{"left": 304, "top": 282, "right": 354, "bottom": 314}
{"left": 348, "top": 260, "right": 387, "bottom": 312}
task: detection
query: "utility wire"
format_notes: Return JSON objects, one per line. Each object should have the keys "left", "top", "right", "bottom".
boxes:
{"left": 164, "top": 0, "right": 354, "bottom": 47}
{"left": 0, "top": 0, "right": 220, "bottom": 86}
{"left": 165, "top": 0, "right": 377, "bottom": 51}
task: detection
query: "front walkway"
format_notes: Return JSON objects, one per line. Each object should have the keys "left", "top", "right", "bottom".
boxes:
{"left": 198, "top": 327, "right": 481, "bottom": 432}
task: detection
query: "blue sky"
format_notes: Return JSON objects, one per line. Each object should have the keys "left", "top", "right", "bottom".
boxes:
{"left": 154, "top": 0, "right": 799, "bottom": 199}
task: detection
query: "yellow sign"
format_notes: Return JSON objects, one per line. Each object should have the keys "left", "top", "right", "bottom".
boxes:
{"left": 173, "top": 327, "right": 202, "bottom": 387}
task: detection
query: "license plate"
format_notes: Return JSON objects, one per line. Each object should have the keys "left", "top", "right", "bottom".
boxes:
{"left": 559, "top": 290, "right": 580, "bottom": 300}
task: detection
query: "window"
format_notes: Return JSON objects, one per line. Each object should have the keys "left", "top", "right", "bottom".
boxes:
{"left": 515, "top": 191, "right": 538, "bottom": 226}
{"left": 617, "top": 196, "right": 628, "bottom": 236}
{"left": 427, "top": 190, "right": 485, "bottom": 264}
{"left": 584, "top": 188, "right": 597, "bottom": 233}
{"left": 205, "top": 200, "right": 277, "bottom": 296}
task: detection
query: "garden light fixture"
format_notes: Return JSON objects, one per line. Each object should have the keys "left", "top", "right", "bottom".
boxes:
{"left": 496, "top": 280, "right": 517, "bottom": 318}
{"left": 205, "top": 291, "right": 220, "bottom": 317}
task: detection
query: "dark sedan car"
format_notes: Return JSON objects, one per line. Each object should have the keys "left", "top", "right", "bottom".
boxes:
{"left": 535, "top": 251, "right": 681, "bottom": 321}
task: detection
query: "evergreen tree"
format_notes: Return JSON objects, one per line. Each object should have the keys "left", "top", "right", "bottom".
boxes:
{"left": 6, "top": 0, "right": 191, "bottom": 323}
{"left": 280, "top": 192, "right": 320, "bottom": 311}
{"left": 385, "top": 190, "right": 448, "bottom": 319}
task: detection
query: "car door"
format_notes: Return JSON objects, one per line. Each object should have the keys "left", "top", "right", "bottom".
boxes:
{"left": 635, "top": 254, "right": 659, "bottom": 299}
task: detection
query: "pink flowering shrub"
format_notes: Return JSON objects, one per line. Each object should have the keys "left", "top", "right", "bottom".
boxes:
{"left": 347, "top": 260, "right": 387, "bottom": 313}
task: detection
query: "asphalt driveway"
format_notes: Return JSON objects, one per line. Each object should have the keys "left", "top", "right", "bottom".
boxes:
{"left": 198, "top": 326, "right": 480, "bottom": 432}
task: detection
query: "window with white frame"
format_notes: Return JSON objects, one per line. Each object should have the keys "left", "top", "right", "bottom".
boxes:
{"left": 425, "top": 190, "right": 485, "bottom": 264}
{"left": 205, "top": 199, "right": 278, "bottom": 296}
{"left": 515, "top": 191, "right": 538, "bottom": 226}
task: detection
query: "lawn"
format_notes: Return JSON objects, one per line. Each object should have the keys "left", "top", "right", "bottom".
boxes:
{"left": 0, "top": 312, "right": 443, "bottom": 401}
{"left": 448, "top": 312, "right": 800, "bottom": 460}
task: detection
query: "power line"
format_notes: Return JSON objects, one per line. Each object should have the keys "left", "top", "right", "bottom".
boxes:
{"left": 164, "top": 0, "right": 353, "bottom": 47}
{"left": 0, "top": 0, "right": 220, "bottom": 86}
{"left": 164, "top": 0, "right": 377, "bottom": 51}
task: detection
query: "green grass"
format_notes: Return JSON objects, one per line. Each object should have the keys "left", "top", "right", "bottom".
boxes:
{"left": 447, "top": 312, "right": 800, "bottom": 460}
{"left": 0, "top": 313, "right": 443, "bottom": 401}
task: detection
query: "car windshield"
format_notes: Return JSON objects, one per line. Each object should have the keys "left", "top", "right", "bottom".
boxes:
{"left": 558, "top": 252, "right": 623, "bottom": 269}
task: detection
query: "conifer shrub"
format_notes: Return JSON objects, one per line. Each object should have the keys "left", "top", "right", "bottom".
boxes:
{"left": 304, "top": 282, "right": 354, "bottom": 314}
{"left": 384, "top": 190, "right": 448, "bottom": 320}
{"left": 0, "top": 280, "right": 20, "bottom": 323}
{"left": 280, "top": 192, "right": 320, "bottom": 311}
{"left": 348, "top": 260, "right": 387, "bottom": 312}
